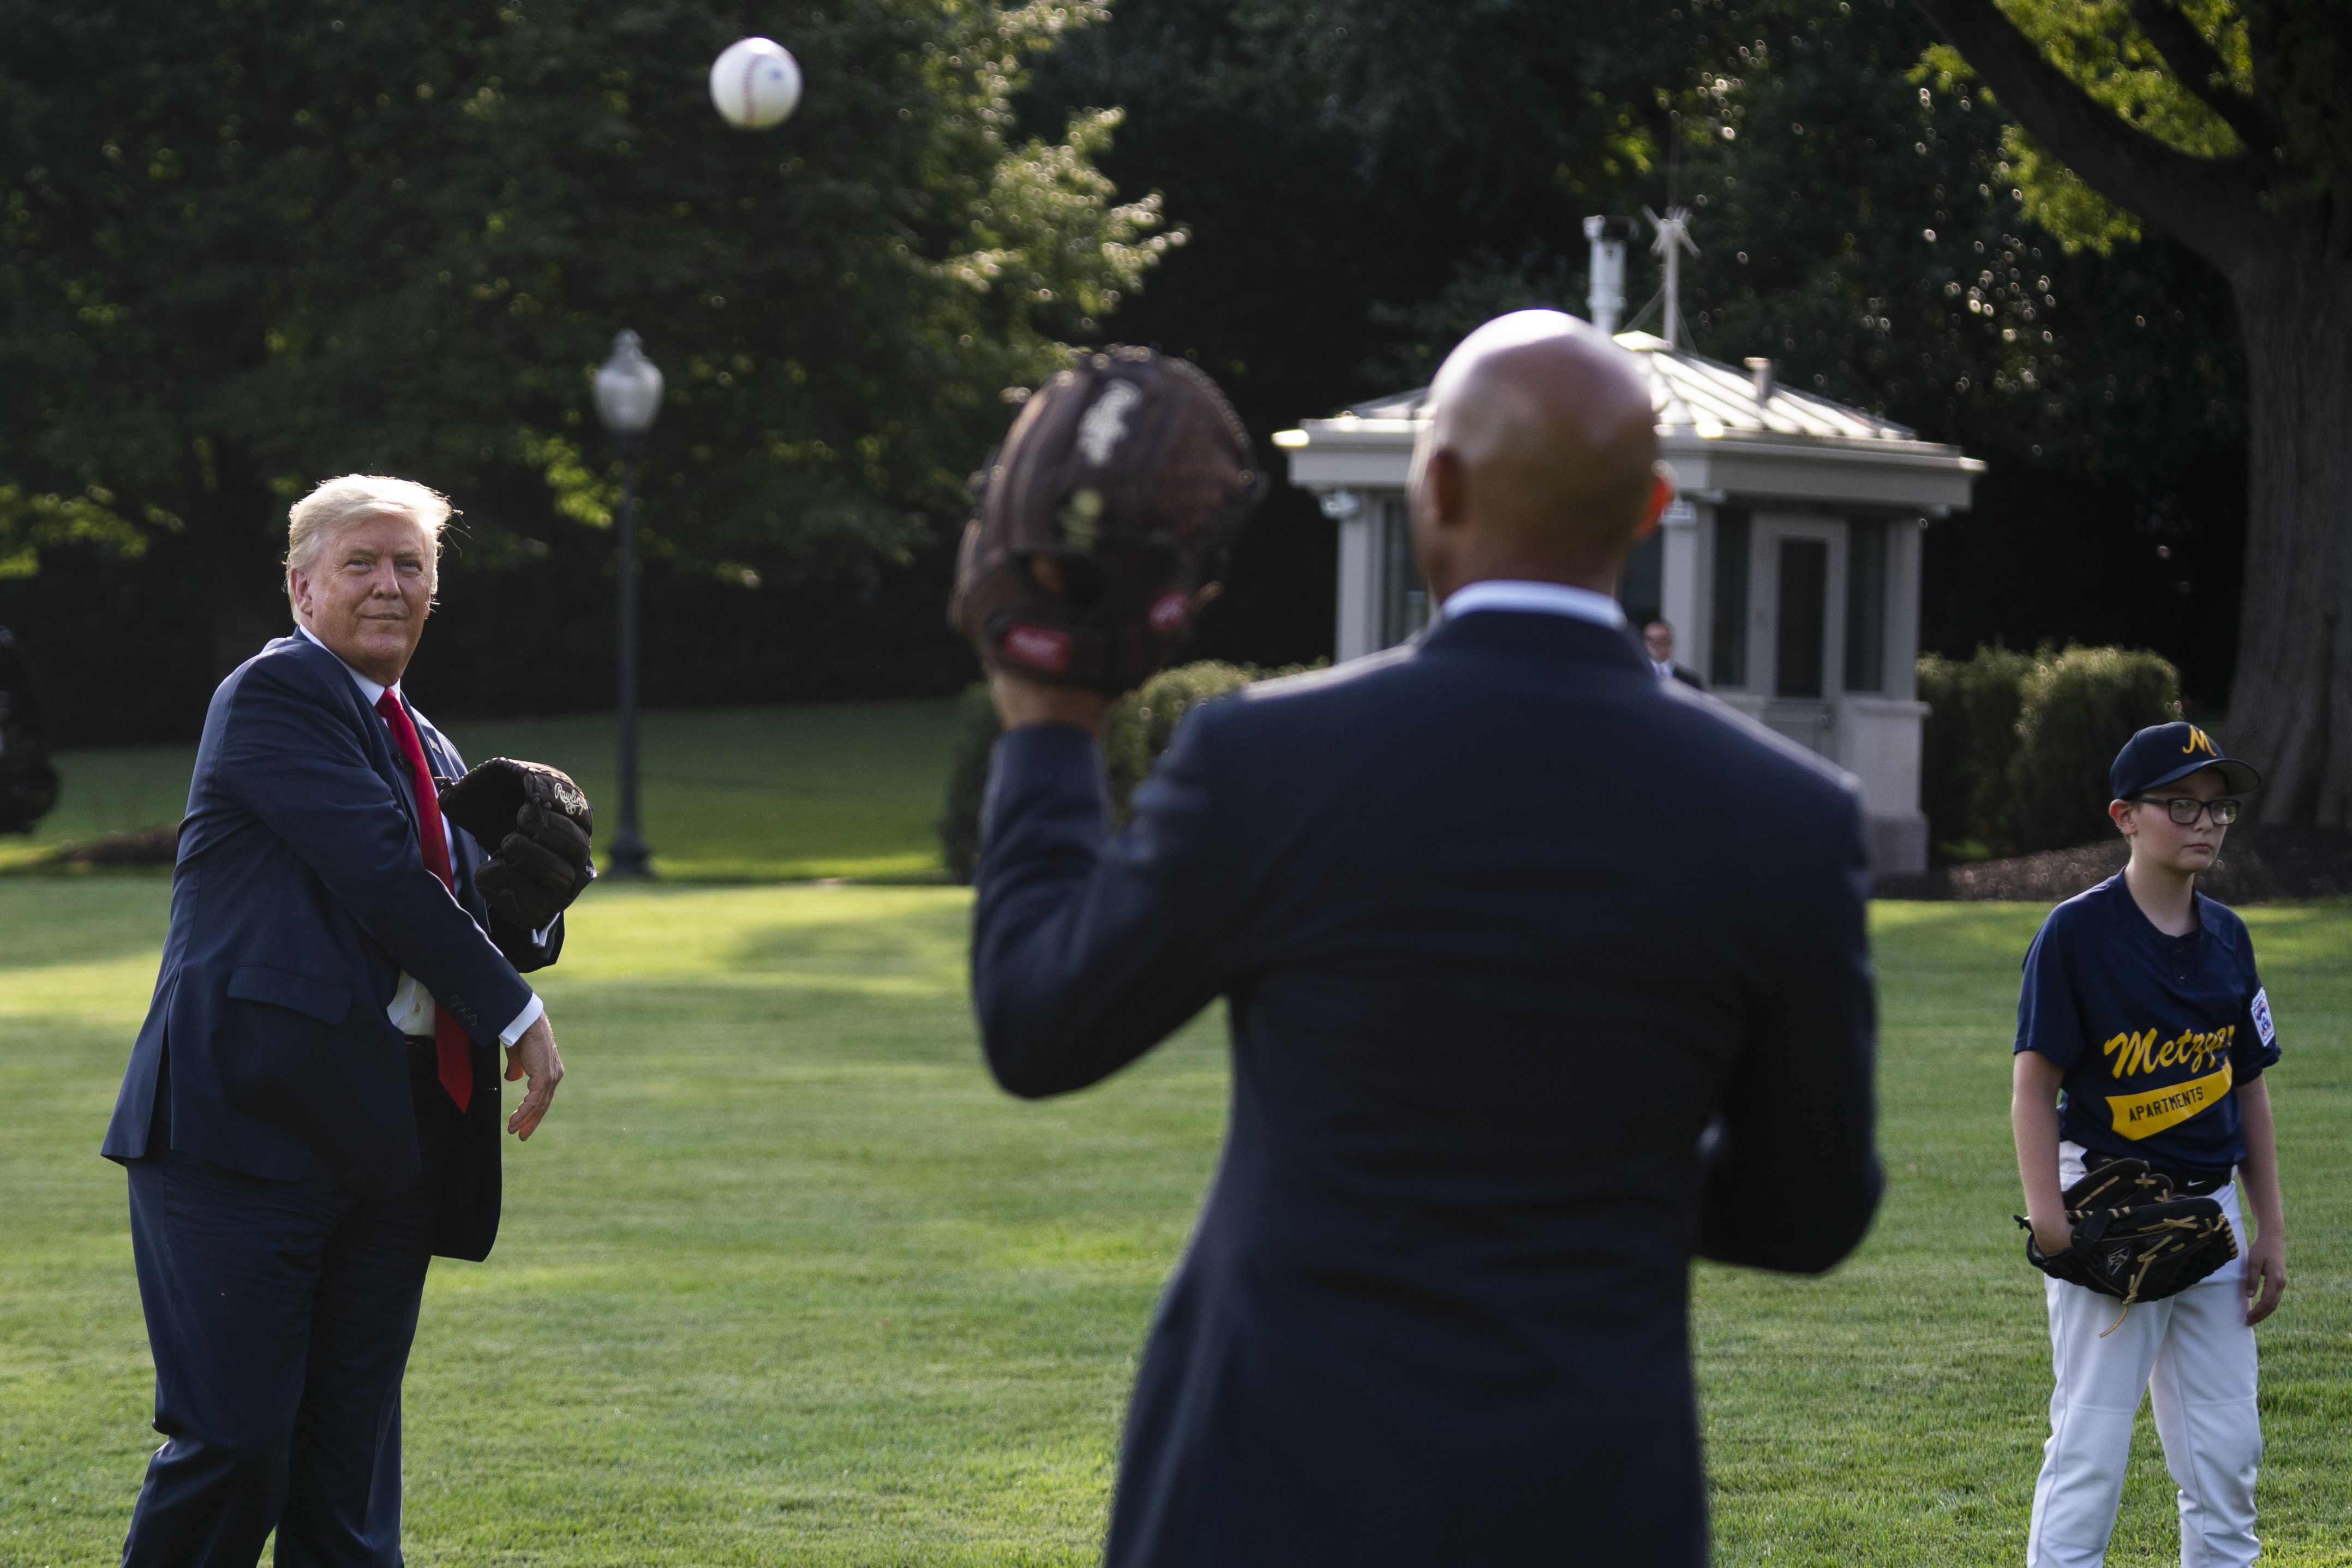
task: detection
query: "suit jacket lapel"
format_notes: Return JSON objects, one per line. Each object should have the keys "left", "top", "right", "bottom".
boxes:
{"left": 285, "top": 636, "right": 492, "bottom": 925}
{"left": 404, "top": 699, "right": 483, "bottom": 887}
{"left": 285, "top": 635, "right": 416, "bottom": 819}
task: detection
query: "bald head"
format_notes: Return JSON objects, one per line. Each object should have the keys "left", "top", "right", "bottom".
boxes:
{"left": 1409, "top": 309, "right": 1661, "bottom": 600}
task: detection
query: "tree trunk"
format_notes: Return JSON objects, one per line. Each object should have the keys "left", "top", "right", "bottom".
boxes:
{"left": 181, "top": 442, "right": 294, "bottom": 680}
{"left": 2219, "top": 235, "right": 2352, "bottom": 828}
{"left": 1907, "top": 0, "right": 2352, "bottom": 826}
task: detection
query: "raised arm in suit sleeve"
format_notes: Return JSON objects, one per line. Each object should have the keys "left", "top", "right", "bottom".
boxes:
{"left": 971, "top": 707, "right": 1243, "bottom": 1098}
{"left": 211, "top": 657, "right": 534, "bottom": 1045}
{"left": 1697, "top": 785, "right": 1883, "bottom": 1272}
{"left": 489, "top": 912, "right": 565, "bottom": 975}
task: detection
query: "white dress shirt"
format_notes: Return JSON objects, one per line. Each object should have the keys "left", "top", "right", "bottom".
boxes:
{"left": 1440, "top": 579, "right": 1629, "bottom": 630}
{"left": 1652, "top": 659, "right": 1676, "bottom": 681}
{"left": 295, "top": 624, "right": 544, "bottom": 1045}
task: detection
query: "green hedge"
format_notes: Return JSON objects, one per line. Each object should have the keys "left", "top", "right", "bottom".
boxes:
{"left": 936, "top": 683, "right": 1003, "bottom": 885}
{"left": 1101, "top": 662, "right": 1265, "bottom": 821}
{"left": 1918, "top": 645, "right": 2036, "bottom": 858}
{"left": 2007, "top": 647, "right": 2184, "bottom": 854}
{"left": 1917, "top": 644, "right": 2182, "bottom": 860}
{"left": 937, "top": 660, "right": 1314, "bottom": 883}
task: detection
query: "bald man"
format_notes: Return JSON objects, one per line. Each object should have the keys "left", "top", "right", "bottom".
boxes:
{"left": 970, "top": 312, "right": 1882, "bottom": 1565}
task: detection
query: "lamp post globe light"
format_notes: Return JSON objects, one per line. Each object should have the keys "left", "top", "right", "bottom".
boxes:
{"left": 593, "top": 329, "right": 663, "bottom": 878}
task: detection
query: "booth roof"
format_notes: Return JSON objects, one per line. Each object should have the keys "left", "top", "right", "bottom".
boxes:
{"left": 1339, "top": 331, "right": 1919, "bottom": 444}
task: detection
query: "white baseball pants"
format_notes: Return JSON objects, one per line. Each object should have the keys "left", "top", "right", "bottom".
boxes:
{"left": 2026, "top": 1144, "right": 2261, "bottom": 1568}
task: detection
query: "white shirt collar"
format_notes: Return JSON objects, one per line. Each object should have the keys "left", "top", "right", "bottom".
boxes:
{"left": 295, "top": 622, "right": 400, "bottom": 708}
{"left": 1439, "top": 579, "right": 1628, "bottom": 631}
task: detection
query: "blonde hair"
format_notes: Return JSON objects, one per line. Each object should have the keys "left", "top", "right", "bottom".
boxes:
{"left": 284, "top": 475, "right": 453, "bottom": 612}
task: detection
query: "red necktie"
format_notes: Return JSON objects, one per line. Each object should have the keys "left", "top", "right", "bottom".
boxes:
{"left": 376, "top": 690, "right": 473, "bottom": 1112}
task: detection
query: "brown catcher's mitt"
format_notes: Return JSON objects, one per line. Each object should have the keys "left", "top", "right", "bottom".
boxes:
{"left": 949, "top": 346, "right": 1265, "bottom": 693}
{"left": 2018, "top": 1157, "right": 2238, "bottom": 1327}
{"left": 437, "top": 758, "right": 596, "bottom": 930}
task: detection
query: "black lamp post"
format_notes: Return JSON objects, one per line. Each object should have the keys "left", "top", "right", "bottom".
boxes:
{"left": 593, "top": 329, "right": 664, "bottom": 878}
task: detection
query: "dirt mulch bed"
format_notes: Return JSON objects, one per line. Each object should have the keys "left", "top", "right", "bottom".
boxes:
{"left": 1877, "top": 824, "right": 2352, "bottom": 905}
{"left": 4, "top": 822, "right": 182, "bottom": 872}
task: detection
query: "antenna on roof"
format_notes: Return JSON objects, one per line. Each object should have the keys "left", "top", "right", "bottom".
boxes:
{"left": 1642, "top": 205, "right": 1699, "bottom": 351}
{"left": 1623, "top": 111, "right": 1702, "bottom": 349}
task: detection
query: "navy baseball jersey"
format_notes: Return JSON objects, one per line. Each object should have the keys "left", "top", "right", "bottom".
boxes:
{"left": 2015, "top": 873, "right": 2278, "bottom": 1173}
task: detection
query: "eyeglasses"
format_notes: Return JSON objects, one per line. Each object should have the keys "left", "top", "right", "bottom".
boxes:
{"left": 2134, "top": 795, "right": 2241, "bottom": 827}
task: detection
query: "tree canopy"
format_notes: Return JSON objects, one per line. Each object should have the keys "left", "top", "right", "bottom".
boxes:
{"left": 1914, "top": 0, "right": 2352, "bottom": 822}
{"left": 1022, "top": 0, "right": 2251, "bottom": 689}
{"left": 0, "top": 0, "right": 1166, "bottom": 671}
{"left": 1, "top": 0, "right": 2309, "bottom": 768}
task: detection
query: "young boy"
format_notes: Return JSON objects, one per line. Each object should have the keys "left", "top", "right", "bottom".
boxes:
{"left": 2013, "top": 721, "right": 2287, "bottom": 1568}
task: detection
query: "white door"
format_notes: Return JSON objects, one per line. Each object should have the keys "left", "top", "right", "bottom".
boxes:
{"left": 1754, "top": 513, "right": 1845, "bottom": 759}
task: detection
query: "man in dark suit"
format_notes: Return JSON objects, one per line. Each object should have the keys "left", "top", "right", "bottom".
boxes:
{"left": 969, "top": 312, "right": 1882, "bottom": 1565}
{"left": 1646, "top": 611, "right": 1703, "bottom": 686}
{"left": 101, "top": 475, "right": 571, "bottom": 1566}
{"left": 1643, "top": 618, "right": 1707, "bottom": 689}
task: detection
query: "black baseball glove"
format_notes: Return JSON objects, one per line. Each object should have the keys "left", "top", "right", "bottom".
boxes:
{"left": 437, "top": 758, "right": 596, "bottom": 930}
{"left": 2019, "top": 1157, "right": 2237, "bottom": 1316}
{"left": 949, "top": 346, "right": 1265, "bottom": 694}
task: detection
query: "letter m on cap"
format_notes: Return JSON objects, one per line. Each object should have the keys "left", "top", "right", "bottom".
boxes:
{"left": 2182, "top": 726, "right": 2217, "bottom": 756}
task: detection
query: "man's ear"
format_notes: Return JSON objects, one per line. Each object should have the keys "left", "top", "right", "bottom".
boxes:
{"left": 1632, "top": 468, "right": 1675, "bottom": 542}
{"left": 1423, "top": 446, "right": 1470, "bottom": 530}
{"left": 288, "top": 567, "right": 312, "bottom": 621}
{"left": 2109, "top": 798, "right": 2137, "bottom": 837}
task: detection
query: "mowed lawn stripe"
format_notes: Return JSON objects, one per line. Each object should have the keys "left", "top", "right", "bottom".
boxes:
{"left": 0, "top": 697, "right": 964, "bottom": 883}
{"left": 2, "top": 879, "right": 2345, "bottom": 1564}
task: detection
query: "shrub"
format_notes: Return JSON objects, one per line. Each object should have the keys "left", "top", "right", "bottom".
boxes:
{"left": 2005, "top": 647, "right": 2183, "bottom": 854}
{"left": 937, "top": 659, "right": 1318, "bottom": 882}
{"left": 1918, "top": 654, "right": 1969, "bottom": 853}
{"left": 1103, "top": 662, "right": 1264, "bottom": 822}
{"left": 1917, "top": 645, "right": 2036, "bottom": 858}
{"left": 935, "top": 683, "right": 1001, "bottom": 884}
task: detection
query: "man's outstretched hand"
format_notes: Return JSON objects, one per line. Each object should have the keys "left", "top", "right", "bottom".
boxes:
{"left": 504, "top": 1013, "right": 565, "bottom": 1140}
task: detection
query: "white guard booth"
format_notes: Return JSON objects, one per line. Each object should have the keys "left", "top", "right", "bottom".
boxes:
{"left": 1276, "top": 332, "right": 1984, "bottom": 875}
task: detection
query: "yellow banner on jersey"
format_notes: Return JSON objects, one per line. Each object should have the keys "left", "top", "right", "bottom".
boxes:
{"left": 2106, "top": 1060, "right": 2234, "bottom": 1141}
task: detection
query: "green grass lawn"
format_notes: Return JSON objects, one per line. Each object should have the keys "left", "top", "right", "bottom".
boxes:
{"left": 3, "top": 883, "right": 2347, "bottom": 1564}
{"left": 0, "top": 698, "right": 963, "bottom": 882}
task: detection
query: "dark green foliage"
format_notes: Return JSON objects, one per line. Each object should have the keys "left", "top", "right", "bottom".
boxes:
{"left": 1102, "top": 660, "right": 1260, "bottom": 822}
{"left": 2006, "top": 647, "right": 2182, "bottom": 854}
{"left": 0, "top": 0, "right": 1163, "bottom": 675}
{"left": 937, "top": 682, "right": 1002, "bottom": 885}
{"left": 1021, "top": 0, "right": 2252, "bottom": 702}
{"left": 937, "top": 658, "right": 1315, "bottom": 882}
{"left": 1919, "top": 643, "right": 2179, "bottom": 857}
{"left": 1918, "top": 644, "right": 2037, "bottom": 858}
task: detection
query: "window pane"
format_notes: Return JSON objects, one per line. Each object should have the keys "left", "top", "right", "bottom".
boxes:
{"left": 1844, "top": 517, "right": 1887, "bottom": 692}
{"left": 1775, "top": 538, "right": 1827, "bottom": 698}
{"left": 1709, "top": 509, "right": 1750, "bottom": 687}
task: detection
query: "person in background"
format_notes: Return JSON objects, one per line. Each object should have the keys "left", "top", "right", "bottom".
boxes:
{"left": 1643, "top": 618, "right": 1704, "bottom": 688}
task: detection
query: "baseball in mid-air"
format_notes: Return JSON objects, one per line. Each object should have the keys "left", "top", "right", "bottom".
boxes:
{"left": 709, "top": 38, "right": 802, "bottom": 130}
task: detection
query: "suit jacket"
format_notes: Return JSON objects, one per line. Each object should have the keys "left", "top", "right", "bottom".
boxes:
{"left": 1670, "top": 662, "right": 1705, "bottom": 690}
{"left": 103, "top": 634, "right": 560, "bottom": 1260}
{"left": 971, "top": 609, "right": 1881, "bottom": 1567}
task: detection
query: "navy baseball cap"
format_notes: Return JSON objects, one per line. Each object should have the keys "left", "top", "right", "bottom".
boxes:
{"left": 2109, "top": 722, "right": 2261, "bottom": 801}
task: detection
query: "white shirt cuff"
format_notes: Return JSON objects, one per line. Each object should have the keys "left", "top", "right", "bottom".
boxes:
{"left": 500, "top": 992, "right": 546, "bottom": 1048}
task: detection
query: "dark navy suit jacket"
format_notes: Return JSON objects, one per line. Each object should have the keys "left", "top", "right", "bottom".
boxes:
{"left": 102, "top": 633, "right": 560, "bottom": 1260}
{"left": 972, "top": 609, "right": 1882, "bottom": 1566}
